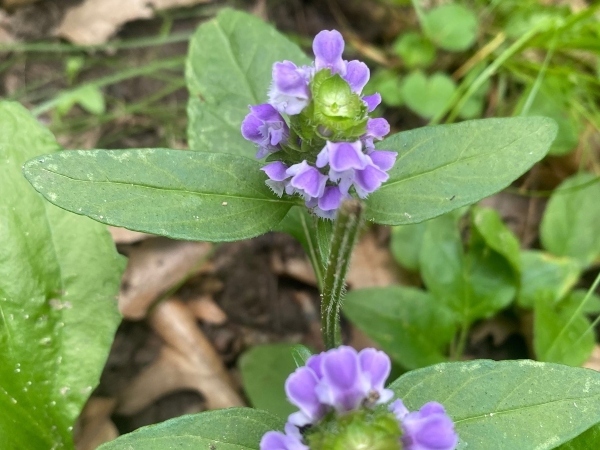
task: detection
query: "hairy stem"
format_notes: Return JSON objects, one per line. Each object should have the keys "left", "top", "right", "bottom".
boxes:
{"left": 321, "top": 199, "right": 365, "bottom": 349}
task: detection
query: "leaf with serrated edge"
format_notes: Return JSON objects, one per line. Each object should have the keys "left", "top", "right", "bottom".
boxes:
{"left": 23, "top": 149, "right": 296, "bottom": 242}
{"left": 389, "top": 359, "right": 600, "bottom": 450}
{"left": 367, "top": 116, "right": 557, "bottom": 225}
{"left": 0, "top": 101, "right": 122, "bottom": 448}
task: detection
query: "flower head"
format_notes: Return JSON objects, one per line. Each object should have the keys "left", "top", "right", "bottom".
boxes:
{"left": 241, "top": 29, "right": 398, "bottom": 219}
{"left": 260, "top": 347, "right": 458, "bottom": 450}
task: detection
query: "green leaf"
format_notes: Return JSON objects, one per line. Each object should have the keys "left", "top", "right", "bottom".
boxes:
{"left": 534, "top": 294, "right": 595, "bottom": 366}
{"left": 563, "top": 289, "right": 600, "bottom": 315}
{"left": 343, "top": 287, "right": 456, "bottom": 370}
{"left": 389, "top": 222, "right": 426, "bottom": 271}
{"left": 0, "top": 101, "right": 123, "bottom": 448}
{"left": 423, "top": 4, "right": 479, "bottom": 51}
{"left": 517, "top": 250, "right": 581, "bottom": 309}
{"left": 23, "top": 149, "right": 295, "bottom": 242}
{"left": 55, "top": 85, "right": 106, "bottom": 116}
{"left": 393, "top": 32, "right": 436, "bottom": 69}
{"left": 419, "top": 212, "right": 517, "bottom": 324}
{"left": 471, "top": 207, "right": 521, "bottom": 274}
{"left": 367, "top": 69, "right": 403, "bottom": 107}
{"left": 389, "top": 359, "right": 600, "bottom": 449}
{"left": 98, "top": 408, "right": 283, "bottom": 450}
{"left": 186, "top": 8, "right": 310, "bottom": 154}
{"left": 540, "top": 172, "right": 600, "bottom": 267}
{"left": 367, "top": 116, "right": 558, "bottom": 225}
{"left": 557, "top": 423, "right": 600, "bottom": 449}
{"left": 401, "top": 71, "right": 456, "bottom": 119}
{"left": 525, "top": 78, "right": 581, "bottom": 156}
{"left": 239, "top": 344, "right": 298, "bottom": 419}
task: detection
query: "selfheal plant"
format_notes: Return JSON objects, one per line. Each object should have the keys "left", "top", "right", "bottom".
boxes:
{"left": 19, "top": 7, "right": 600, "bottom": 450}
{"left": 241, "top": 30, "right": 397, "bottom": 219}
{"left": 260, "top": 346, "right": 458, "bottom": 450}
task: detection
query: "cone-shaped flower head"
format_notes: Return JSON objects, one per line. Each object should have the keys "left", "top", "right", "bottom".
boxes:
{"left": 260, "top": 347, "right": 458, "bottom": 450}
{"left": 241, "top": 29, "right": 397, "bottom": 219}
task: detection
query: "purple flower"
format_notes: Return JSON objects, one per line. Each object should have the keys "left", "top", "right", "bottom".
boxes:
{"left": 269, "top": 61, "right": 312, "bottom": 115}
{"left": 391, "top": 400, "right": 459, "bottom": 450}
{"left": 241, "top": 104, "right": 289, "bottom": 158}
{"left": 313, "top": 30, "right": 346, "bottom": 75}
{"left": 261, "top": 161, "right": 291, "bottom": 196}
{"left": 285, "top": 346, "right": 393, "bottom": 426}
{"left": 260, "top": 422, "right": 308, "bottom": 450}
{"left": 286, "top": 161, "right": 328, "bottom": 200}
{"left": 363, "top": 117, "right": 391, "bottom": 151}
{"left": 344, "top": 60, "right": 370, "bottom": 94}
{"left": 363, "top": 93, "right": 381, "bottom": 112}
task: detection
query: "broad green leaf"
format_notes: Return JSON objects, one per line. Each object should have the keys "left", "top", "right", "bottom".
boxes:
{"left": 0, "top": 101, "right": 123, "bottom": 448}
{"left": 239, "top": 344, "right": 298, "bottom": 419}
{"left": 393, "top": 32, "right": 436, "bottom": 69}
{"left": 186, "top": 8, "right": 310, "bottom": 154}
{"left": 518, "top": 250, "right": 581, "bottom": 308}
{"left": 471, "top": 207, "right": 521, "bottom": 275}
{"left": 389, "top": 222, "right": 426, "bottom": 271}
{"left": 98, "top": 408, "right": 283, "bottom": 450}
{"left": 401, "top": 71, "right": 456, "bottom": 119}
{"left": 389, "top": 359, "right": 600, "bottom": 449}
{"left": 540, "top": 172, "right": 600, "bottom": 267}
{"left": 419, "top": 213, "right": 517, "bottom": 324}
{"left": 423, "top": 4, "right": 479, "bottom": 51}
{"left": 367, "top": 116, "right": 557, "bottom": 225}
{"left": 534, "top": 294, "right": 594, "bottom": 366}
{"left": 343, "top": 287, "right": 456, "bottom": 370}
{"left": 23, "top": 150, "right": 296, "bottom": 242}
{"left": 557, "top": 423, "right": 600, "bottom": 449}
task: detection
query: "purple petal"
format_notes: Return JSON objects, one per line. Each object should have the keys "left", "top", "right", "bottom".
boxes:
{"left": 318, "top": 186, "right": 344, "bottom": 211}
{"left": 354, "top": 164, "right": 388, "bottom": 198}
{"left": 327, "top": 141, "right": 368, "bottom": 172}
{"left": 358, "top": 348, "right": 391, "bottom": 390}
{"left": 316, "top": 145, "right": 329, "bottom": 168}
{"left": 344, "top": 60, "right": 370, "bottom": 94}
{"left": 363, "top": 93, "right": 381, "bottom": 112}
{"left": 316, "top": 346, "right": 367, "bottom": 412}
{"left": 401, "top": 402, "right": 458, "bottom": 450}
{"left": 285, "top": 367, "right": 324, "bottom": 425}
{"left": 260, "top": 424, "right": 308, "bottom": 450}
{"left": 241, "top": 114, "right": 264, "bottom": 143}
{"left": 262, "top": 161, "right": 290, "bottom": 181}
{"left": 306, "top": 353, "right": 324, "bottom": 379}
{"left": 250, "top": 103, "right": 284, "bottom": 122}
{"left": 313, "top": 30, "right": 346, "bottom": 75}
{"left": 389, "top": 399, "right": 410, "bottom": 421}
{"left": 287, "top": 161, "right": 327, "bottom": 199}
{"left": 269, "top": 61, "right": 311, "bottom": 115}
{"left": 366, "top": 118, "right": 390, "bottom": 140}
{"left": 368, "top": 150, "right": 397, "bottom": 171}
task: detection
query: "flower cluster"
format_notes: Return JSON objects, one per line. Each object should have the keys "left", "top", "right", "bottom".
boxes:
{"left": 241, "top": 30, "right": 397, "bottom": 219}
{"left": 260, "top": 346, "right": 458, "bottom": 450}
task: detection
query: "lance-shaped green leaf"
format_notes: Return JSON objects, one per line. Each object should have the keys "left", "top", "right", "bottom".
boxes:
{"left": 23, "top": 150, "right": 296, "bottom": 242}
{"left": 186, "top": 8, "right": 310, "bottom": 154}
{"left": 388, "top": 359, "right": 600, "bottom": 449}
{"left": 98, "top": 408, "right": 283, "bottom": 450}
{"left": 367, "top": 116, "right": 557, "bottom": 225}
{"left": 0, "top": 101, "right": 123, "bottom": 448}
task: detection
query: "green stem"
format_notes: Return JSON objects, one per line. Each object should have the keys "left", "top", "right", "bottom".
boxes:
{"left": 321, "top": 199, "right": 365, "bottom": 349}
{"left": 452, "top": 320, "right": 471, "bottom": 360}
